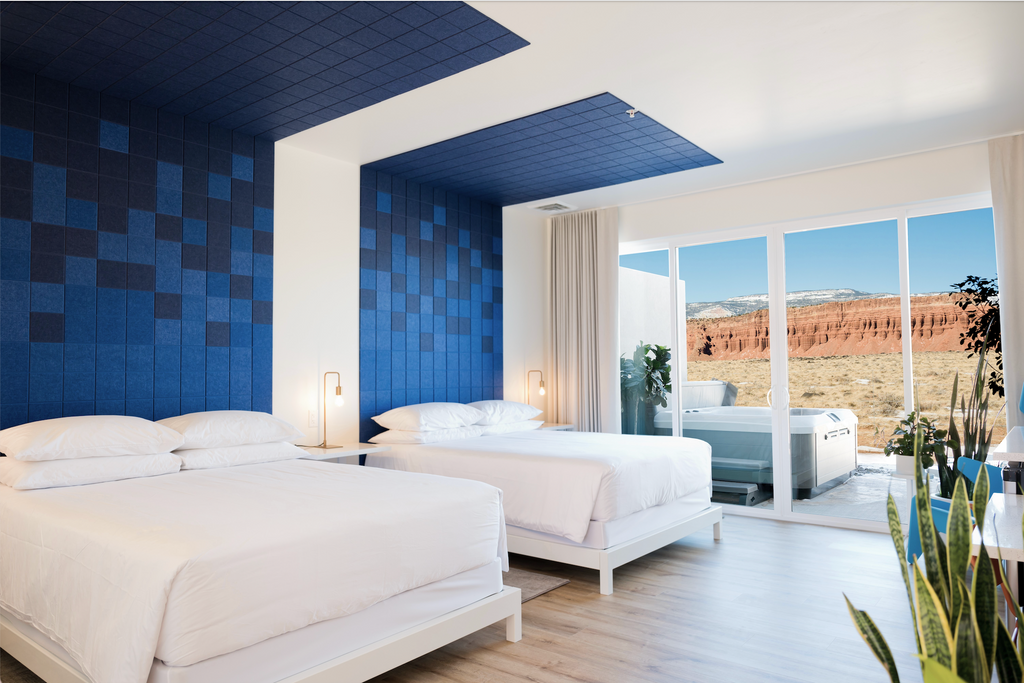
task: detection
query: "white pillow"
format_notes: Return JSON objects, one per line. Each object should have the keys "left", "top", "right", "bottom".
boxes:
{"left": 158, "top": 411, "right": 304, "bottom": 449}
{"left": 479, "top": 420, "right": 544, "bottom": 436}
{"left": 0, "top": 453, "right": 181, "bottom": 490}
{"left": 372, "top": 403, "right": 484, "bottom": 432}
{"left": 176, "top": 442, "right": 306, "bottom": 470}
{"left": 0, "top": 415, "right": 185, "bottom": 462}
{"left": 468, "top": 400, "right": 542, "bottom": 425}
{"left": 369, "top": 425, "right": 484, "bottom": 445}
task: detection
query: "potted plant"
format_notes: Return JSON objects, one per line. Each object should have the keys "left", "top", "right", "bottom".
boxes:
{"left": 620, "top": 342, "right": 671, "bottom": 435}
{"left": 846, "top": 436, "right": 1021, "bottom": 682}
{"left": 884, "top": 412, "right": 950, "bottom": 481}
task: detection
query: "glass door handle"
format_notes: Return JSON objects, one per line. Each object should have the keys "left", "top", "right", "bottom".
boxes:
{"left": 767, "top": 388, "right": 773, "bottom": 407}
{"left": 767, "top": 387, "right": 790, "bottom": 409}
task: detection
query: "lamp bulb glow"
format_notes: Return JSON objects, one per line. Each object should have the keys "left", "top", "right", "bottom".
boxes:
{"left": 334, "top": 386, "right": 344, "bottom": 407}
{"left": 539, "top": 380, "right": 546, "bottom": 396}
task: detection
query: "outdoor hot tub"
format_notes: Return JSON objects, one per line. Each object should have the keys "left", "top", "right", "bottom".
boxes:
{"left": 655, "top": 406, "right": 859, "bottom": 501}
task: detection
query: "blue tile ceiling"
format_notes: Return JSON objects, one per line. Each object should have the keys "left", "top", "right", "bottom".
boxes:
{"left": 0, "top": 1, "right": 528, "bottom": 140}
{"left": 365, "top": 93, "right": 722, "bottom": 206}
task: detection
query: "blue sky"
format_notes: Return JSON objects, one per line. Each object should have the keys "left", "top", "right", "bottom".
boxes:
{"left": 619, "top": 209, "right": 997, "bottom": 303}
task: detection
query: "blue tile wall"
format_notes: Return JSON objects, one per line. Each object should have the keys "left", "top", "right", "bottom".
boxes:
{"left": 366, "top": 93, "right": 722, "bottom": 206}
{"left": 0, "top": 68, "right": 273, "bottom": 429}
{"left": 358, "top": 169, "right": 502, "bottom": 441}
{"left": 0, "top": 2, "right": 528, "bottom": 141}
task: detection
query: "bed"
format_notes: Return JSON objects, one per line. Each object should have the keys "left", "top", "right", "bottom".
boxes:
{"left": 0, "top": 458, "right": 521, "bottom": 683}
{"left": 366, "top": 429, "right": 722, "bottom": 594}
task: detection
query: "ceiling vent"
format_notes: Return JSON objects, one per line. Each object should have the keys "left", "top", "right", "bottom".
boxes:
{"left": 532, "top": 202, "right": 576, "bottom": 213}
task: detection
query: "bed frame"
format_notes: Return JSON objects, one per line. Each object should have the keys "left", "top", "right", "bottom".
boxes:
{"left": 0, "top": 587, "right": 522, "bottom": 683}
{"left": 506, "top": 505, "right": 723, "bottom": 594}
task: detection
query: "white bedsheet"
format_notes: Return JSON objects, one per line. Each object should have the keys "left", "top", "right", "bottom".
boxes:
{"left": 366, "top": 430, "right": 711, "bottom": 544}
{"left": 0, "top": 460, "right": 507, "bottom": 683}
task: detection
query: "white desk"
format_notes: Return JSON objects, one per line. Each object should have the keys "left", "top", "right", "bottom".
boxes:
{"left": 972, "top": 492, "right": 1023, "bottom": 608}
{"left": 992, "top": 427, "right": 1024, "bottom": 462}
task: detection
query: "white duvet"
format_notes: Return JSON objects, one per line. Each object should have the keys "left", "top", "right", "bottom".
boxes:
{"left": 0, "top": 460, "right": 507, "bottom": 683}
{"left": 366, "top": 430, "right": 712, "bottom": 543}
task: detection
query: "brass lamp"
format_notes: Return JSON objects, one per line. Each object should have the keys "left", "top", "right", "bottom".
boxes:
{"left": 311, "top": 371, "right": 345, "bottom": 449}
{"left": 527, "top": 369, "right": 545, "bottom": 397}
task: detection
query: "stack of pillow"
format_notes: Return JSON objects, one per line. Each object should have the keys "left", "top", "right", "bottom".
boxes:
{"left": 0, "top": 411, "right": 308, "bottom": 490}
{"left": 0, "top": 415, "right": 185, "bottom": 490}
{"left": 157, "top": 411, "right": 305, "bottom": 469}
{"left": 369, "top": 400, "right": 543, "bottom": 444}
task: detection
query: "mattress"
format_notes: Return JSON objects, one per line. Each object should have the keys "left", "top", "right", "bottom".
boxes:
{"left": 2, "top": 557, "right": 503, "bottom": 683}
{"left": 507, "top": 489, "right": 713, "bottom": 550}
{"left": 366, "top": 430, "right": 712, "bottom": 544}
{"left": 0, "top": 460, "right": 507, "bottom": 683}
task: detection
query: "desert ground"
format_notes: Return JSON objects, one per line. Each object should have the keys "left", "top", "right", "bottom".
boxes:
{"left": 685, "top": 350, "right": 1008, "bottom": 454}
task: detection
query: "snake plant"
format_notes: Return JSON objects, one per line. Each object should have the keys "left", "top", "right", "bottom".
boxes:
{"left": 846, "top": 425, "right": 1023, "bottom": 682}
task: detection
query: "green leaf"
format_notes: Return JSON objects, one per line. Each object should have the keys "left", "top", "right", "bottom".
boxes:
{"left": 915, "top": 564, "right": 954, "bottom": 670}
{"left": 887, "top": 494, "right": 921, "bottom": 654}
{"left": 992, "top": 621, "right": 1023, "bottom": 683}
{"left": 972, "top": 465, "right": 989, "bottom": 536}
{"left": 953, "top": 578, "right": 987, "bottom": 683}
{"left": 916, "top": 432, "right": 949, "bottom": 611}
{"left": 917, "top": 657, "right": 971, "bottom": 683}
{"left": 971, "top": 545, "right": 997, "bottom": 674}
{"left": 845, "top": 595, "right": 901, "bottom": 683}
{"left": 947, "top": 477, "right": 972, "bottom": 622}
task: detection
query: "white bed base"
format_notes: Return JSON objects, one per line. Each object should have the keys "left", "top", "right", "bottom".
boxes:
{"left": 507, "top": 505, "right": 723, "bottom": 595}
{"left": 0, "top": 588, "right": 522, "bottom": 683}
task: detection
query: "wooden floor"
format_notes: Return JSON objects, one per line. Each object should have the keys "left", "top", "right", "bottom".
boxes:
{"left": 371, "top": 515, "right": 922, "bottom": 683}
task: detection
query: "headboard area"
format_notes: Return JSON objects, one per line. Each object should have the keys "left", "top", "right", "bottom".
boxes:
{"left": 357, "top": 169, "right": 503, "bottom": 442}
{"left": 0, "top": 68, "right": 273, "bottom": 429}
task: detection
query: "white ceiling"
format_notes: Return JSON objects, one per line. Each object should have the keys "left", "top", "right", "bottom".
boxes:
{"left": 282, "top": 1, "right": 1024, "bottom": 210}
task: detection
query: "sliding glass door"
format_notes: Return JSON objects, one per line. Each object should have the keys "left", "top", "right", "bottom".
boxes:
{"left": 676, "top": 237, "right": 778, "bottom": 509}
{"left": 783, "top": 220, "right": 908, "bottom": 522}
{"left": 620, "top": 194, "right": 998, "bottom": 530}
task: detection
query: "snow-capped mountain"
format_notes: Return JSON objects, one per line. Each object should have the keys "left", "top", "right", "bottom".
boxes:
{"left": 685, "top": 289, "right": 897, "bottom": 318}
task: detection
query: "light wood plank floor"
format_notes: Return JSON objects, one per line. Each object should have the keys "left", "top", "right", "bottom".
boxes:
{"left": 371, "top": 515, "right": 923, "bottom": 683}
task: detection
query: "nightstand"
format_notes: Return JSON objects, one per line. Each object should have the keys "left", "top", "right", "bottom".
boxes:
{"left": 299, "top": 443, "right": 390, "bottom": 465}
{"left": 538, "top": 422, "right": 575, "bottom": 431}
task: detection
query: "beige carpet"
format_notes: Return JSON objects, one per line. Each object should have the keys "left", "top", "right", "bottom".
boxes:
{"left": 502, "top": 567, "right": 569, "bottom": 602}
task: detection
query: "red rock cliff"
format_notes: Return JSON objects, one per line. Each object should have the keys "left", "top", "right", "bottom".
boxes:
{"left": 687, "top": 295, "right": 972, "bottom": 360}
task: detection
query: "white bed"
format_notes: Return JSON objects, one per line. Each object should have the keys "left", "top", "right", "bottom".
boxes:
{"left": 366, "top": 429, "right": 723, "bottom": 594}
{"left": 0, "top": 459, "right": 521, "bottom": 683}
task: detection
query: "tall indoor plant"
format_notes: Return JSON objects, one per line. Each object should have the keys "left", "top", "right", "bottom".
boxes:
{"left": 620, "top": 342, "right": 672, "bottom": 435}
{"left": 847, "top": 429, "right": 1022, "bottom": 683}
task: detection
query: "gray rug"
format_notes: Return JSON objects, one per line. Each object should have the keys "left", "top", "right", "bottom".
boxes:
{"left": 503, "top": 567, "right": 569, "bottom": 602}
{"left": 1, "top": 649, "right": 42, "bottom": 683}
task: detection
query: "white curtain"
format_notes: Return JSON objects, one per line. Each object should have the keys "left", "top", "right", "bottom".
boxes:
{"left": 990, "top": 135, "right": 1024, "bottom": 429}
{"left": 548, "top": 208, "right": 620, "bottom": 433}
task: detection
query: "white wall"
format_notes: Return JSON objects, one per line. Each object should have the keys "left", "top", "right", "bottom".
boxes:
{"left": 273, "top": 144, "right": 361, "bottom": 444}
{"left": 501, "top": 206, "right": 549, "bottom": 418}
{"left": 619, "top": 142, "right": 991, "bottom": 245}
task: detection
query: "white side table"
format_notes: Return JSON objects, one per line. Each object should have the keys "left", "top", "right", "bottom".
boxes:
{"left": 538, "top": 423, "right": 574, "bottom": 431}
{"left": 300, "top": 443, "right": 390, "bottom": 465}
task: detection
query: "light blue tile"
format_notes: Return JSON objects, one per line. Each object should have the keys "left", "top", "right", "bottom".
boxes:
{"left": 98, "top": 232, "right": 127, "bottom": 261}
{"left": 208, "top": 173, "right": 231, "bottom": 201}
{"left": 156, "top": 161, "right": 183, "bottom": 189}
{"left": 128, "top": 210, "right": 155, "bottom": 237}
{"left": 66, "top": 199, "right": 98, "bottom": 230}
{"left": 30, "top": 283, "right": 63, "bottom": 313}
{"left": 99, "top": 120, "right": 129, "bottom": 153}
{"left": 183, "top": 218, "right": 207, "bottom": 245}
{"left": 65, "top": 257, "right": 96, "bottom": 287}
{"left": 254, "top": 207, "right": 273, "bottom": 232}
{"left": 232, "top": 154, "right": 253, "bottom": 181}
{"left": 0, "top": 125, "right": 33, "bottom": 160}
